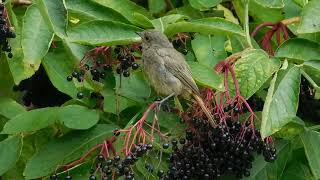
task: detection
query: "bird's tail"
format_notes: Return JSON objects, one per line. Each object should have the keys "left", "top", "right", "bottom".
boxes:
{"left": 192, "top": 94, "right": 216, "bottom": 126}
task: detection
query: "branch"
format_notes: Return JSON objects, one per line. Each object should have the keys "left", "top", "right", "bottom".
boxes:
{"left": 281, "top": 17, "right": 301, "bottom": 26}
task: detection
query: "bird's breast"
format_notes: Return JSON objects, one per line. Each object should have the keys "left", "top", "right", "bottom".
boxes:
{"left": 143, "top": 50, "right": 183, "bottom": 96}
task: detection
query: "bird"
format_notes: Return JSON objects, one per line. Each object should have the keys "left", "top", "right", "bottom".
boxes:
{"left": 137, "top": 29, "right": 216, "bottom": 126}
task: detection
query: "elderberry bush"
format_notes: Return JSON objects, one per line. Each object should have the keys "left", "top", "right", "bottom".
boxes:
{"left": 0, "top": 3, "right": 15, "bottom": 58}
{"left": 161, "top": 118, "right": 276, "bottom": 179}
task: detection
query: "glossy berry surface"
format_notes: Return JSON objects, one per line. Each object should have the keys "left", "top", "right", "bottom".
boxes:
{"left": 77, "top": 92, "right": 84, "bottom": 99}
{"left": 0, "top": 4, "right": 15, "bottom": 59}
{"left": 65, "top": 175, "right": 72, "bottom": 180}
{"left": 66, "top": 76, "right": 73, "bottom": 81}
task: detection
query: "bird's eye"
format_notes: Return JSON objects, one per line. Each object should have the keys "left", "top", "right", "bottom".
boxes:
{"left": 145, "top": 36, "right": 150, "bottom": 41}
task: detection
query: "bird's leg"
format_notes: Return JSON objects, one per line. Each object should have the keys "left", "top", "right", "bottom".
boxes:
{"left": 155, "top": 93, "right": 175, "bottom": 110}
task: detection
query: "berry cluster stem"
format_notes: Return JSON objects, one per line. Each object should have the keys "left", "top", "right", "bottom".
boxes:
{"left": 61, "top": 137, "right": 117, "bottom": 172}
{"left": 120, "top": 102, "right": 166, "bottom": 155}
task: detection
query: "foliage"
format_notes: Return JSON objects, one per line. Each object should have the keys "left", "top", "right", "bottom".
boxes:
{"left": 0, "top": 0, "right": 320, "bottom": 179}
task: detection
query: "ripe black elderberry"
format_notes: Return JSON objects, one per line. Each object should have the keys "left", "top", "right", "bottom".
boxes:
{"left": 83, "top": 143, "right": 152, "bottom": 180}
{"left": 66, "top": 76, "right": 73, "bottom": 81}
{"left": 113, "top": 129, "right": 120, "bottom": 136}
{"left": 0, "top": 3, "right": 15, "bottom": 59}
{"left": 65, "top": 175, "right": 72, "bottom": 180}
{"left": 162, "top": 143, "right": 169, "bottom": 149}
{"left": 77, "top": 92, "right": 84, "bottom": 99}
{"left": 50, "top": 174, "right": 58, "bottom": 180}
{"left": 163, "top": 117, "right": 277, "bottom": 179}
{"left": 89, "top": 175, "right": 96, "bottom": 180}
{"left": 72, "top": 71, "right": 78, "bottom": 78}
{"left": 97, "top": 154, "right": 105, "bottom": 162}
{"left": 123, "top": 70, "right": 130, "bottom": 77}
{"left": 113, "top": 45, "right": 141, "bottom": 78}
{"left": 131, "top": 63, "right": 139, "bottom": 70}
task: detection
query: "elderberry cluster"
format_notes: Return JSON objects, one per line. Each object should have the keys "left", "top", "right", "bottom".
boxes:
{"left": 67, "top": 61, "right": 112, "bottom": 84}
{"left": 114, "top": 45, "right": 140, "bottom": 77}
{"left": 49, "top": 143, "right": 153, "bottom": 180}
{"left": 50, "top": 174, "right": 71, "bottom": 180}
{"left": 0, "top": 3, "right": 15, "bottom": 58}
{"left": 92, "top": 143, "right": 153, "bottom": 180}
{"left": 161, "top": 118, "right": 276, "bottom": 179}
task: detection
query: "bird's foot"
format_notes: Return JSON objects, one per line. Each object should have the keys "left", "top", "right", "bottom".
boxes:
{"left": 154, "top": 93, "right": 175, "bottom": 110}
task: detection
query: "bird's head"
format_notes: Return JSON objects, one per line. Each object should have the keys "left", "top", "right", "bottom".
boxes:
{"left": 136, "top": 30, "right": 173, "bottom": 49}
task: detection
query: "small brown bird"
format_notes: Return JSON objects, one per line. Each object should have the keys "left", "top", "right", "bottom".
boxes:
{"left": 138, "top": 30, "right": 216, "bottom": 126}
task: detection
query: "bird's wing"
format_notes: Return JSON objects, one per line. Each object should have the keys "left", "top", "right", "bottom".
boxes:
{"left": 156, "top": 48, "right": 200, "bottom": 94}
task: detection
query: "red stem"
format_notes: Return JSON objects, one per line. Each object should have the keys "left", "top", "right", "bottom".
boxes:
{"left": 63, "top": 144, "right": 103, "bottom": 170}
{"left": 251, "top": 22, "right": 276, "bottom": 37}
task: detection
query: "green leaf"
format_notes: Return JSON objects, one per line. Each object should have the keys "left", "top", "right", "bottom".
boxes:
{"left": 0, "top": 135, "right": 23, "bottom": 175}
{"left": 22, "top": 4, "right": 54, "bottom": 68}
{"left": 67, "top": 20, "right": 142, "bottom": 46}
{"left": 65, "top": 0, "right": 129, "bottom": 23}
{"left": 92, "top": 0, "right": 152, "bottom": 25}
{"left": 167, "top": 5, "right": 204, "bottom": 20}
{"left": 0, "top": 54, "right": 14, "bottom": 96}
{"left": 232, "top": 0, "right": 284, "bottom": 24}
{"left": 298, "top": 32, "right": 320, "bottom": 44}
{"left": 0, "top": 97, "right": 26, "bottom": 119}
{"left": 6, "top": 35, "right": 36, "bottom": 85}
{"left": 300, "top": 130, "right": 320, "bottom": 179}
{"left": 1, "top": 104, "right": 100, "bottom": 134}
{"left": 234, "top": 49, "right": 281, "bottom": 99}
{"left": 302, "top": 60, "right": 320, "bottom": 85}
{"left": 261, "top": 65, "right": 301, "bottom": 138}
{"left": 148, "top": 0, "right": 166, "bottom": 14}
{"left": 24, "top": 124, "right": 117, "bottom": 179}
{"left": 165, "top": 17, "right": 245, "bottom": 38}
{"left": 58, "top": 105, "right": 99, "bottom": 130}
{"left": 135, "top": 150, "right": 168, "bottom": 178}
{"left": 275, "top": 116, "right": 305, "bottom": 139}
{"left": 102, "top": 89, "right": 138, "bottom": 114}
{"left": 292, "top": 0, "right": 308, "bottom": 7}
{"left": 62, "top": 40, "right": 90, "bottom": 63}
{"left": 188, "top": 61, "right": 224, "bottom": 91}
{"left": 297, "top": 0, "right": 320, "bottom": 33}
{"left": 188, "top": 0, "right": 222, "bottom": 10}
{"left": 3, "top": 0, "right": 35, "bottom": 85}
{"left": 101, "top": 71, "right": 139, "bottom": 114}
{"left": 36, "top": 0, "right": 68, "bottom": 37}
{"left": 254, "top": 0, "right": 284, "bottom": 8}
{"left": 275, "top": 38, "right": 320, "bottom": 62}
{"left": 42, "top": 47, "right": 78, "bottom": 98}
{"left": 146, "top": 111, "right": 185, "bottom": 137}
{"left": 115, "top": 71, "right": 151, "bottom": 102}
{"left": 1, "top": 107, "right": 59, "bottom": 134}
{"left": 133, "top": 13, "right": 154, "bottom": 28}
{"left": 249, "top": 0, "right": 284, "bottom": 23}
{"left": 151, "top": 14, "right": 187, "bottom": 32}
{"left": 281, "top": 162, "right": 315, "bottom": 180}
{"left": 191, "top": 34, "right": 218, "bottom": 68}
{"left": 244, "top": 140, "right": 291, "bottom": 180}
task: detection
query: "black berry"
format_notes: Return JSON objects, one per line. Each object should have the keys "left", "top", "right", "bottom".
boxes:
{"left": 67, "top": 76, "right": 73, "bottom": 81}
{"left": 77, "top": 92, "right": 84, "bottom": 99}
{"left": 132, "top": 63, "right": 139, "bottom": 70}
